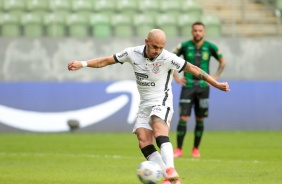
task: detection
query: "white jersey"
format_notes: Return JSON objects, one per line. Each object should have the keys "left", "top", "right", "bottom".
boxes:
{"left": 114, "top": 45, "right": 187, "bottom": 107}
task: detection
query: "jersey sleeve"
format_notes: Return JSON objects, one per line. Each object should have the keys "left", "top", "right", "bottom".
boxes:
{"left": 170, "top": 54, "right": 187, "bottom": 73}
{"left": 209, "top": 43, "right": 223, "bottom": 60}
{"left": 113, "top": 48, "right": 131, "bottom": 64}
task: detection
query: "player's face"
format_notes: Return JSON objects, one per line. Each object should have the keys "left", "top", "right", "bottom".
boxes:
{"left": 145, "top": 39, "right": 165, "bottom": 59}
{"left": 191, "top": 24, "right": 205, "bottom": 42}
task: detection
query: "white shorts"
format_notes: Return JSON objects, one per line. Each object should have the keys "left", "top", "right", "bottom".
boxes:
{"left": 132, "top": 105, "right": 174, "bottom": 133}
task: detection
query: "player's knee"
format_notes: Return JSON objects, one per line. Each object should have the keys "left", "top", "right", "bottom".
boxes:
{"left": 156, "top": 136, "right": 170, "bottom": 149}
{"left": 180, "top": 116, "right": 189, "bottom": 122}
{"left": 196, "top": 117, "right": 205, "bottom": 121}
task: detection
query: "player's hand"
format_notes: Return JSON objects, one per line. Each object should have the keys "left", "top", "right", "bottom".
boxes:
{"left": 216, "top": 82, "right": 230, "bottom": 92}
{"left": 68, "top": 60, "right": 83, "bottom": 71}
{"left": 175, "top": 77, "right": 186, "bottom": 86}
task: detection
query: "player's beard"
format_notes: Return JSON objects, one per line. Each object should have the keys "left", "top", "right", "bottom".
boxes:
{"left": 193, "top": 36, "right": 203, "bottom": 43}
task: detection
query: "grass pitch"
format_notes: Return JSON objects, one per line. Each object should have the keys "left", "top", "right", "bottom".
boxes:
{"left": 0, "top": 131, "right": 281, "bottom": 184}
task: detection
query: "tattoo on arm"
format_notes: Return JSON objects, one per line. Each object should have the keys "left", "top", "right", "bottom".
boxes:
{"left": 197, "top": 70, "right": 208, "bottom": 80}
{"left": 186, "top": 62, "right": 190, "bottom": 70}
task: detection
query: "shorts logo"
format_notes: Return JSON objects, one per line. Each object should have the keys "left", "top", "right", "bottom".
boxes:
{"left": 199, "top": 98, "right": 209, "bottom": 108}
{"left": 152, "top": 106, "right": 162, "bottom": 112}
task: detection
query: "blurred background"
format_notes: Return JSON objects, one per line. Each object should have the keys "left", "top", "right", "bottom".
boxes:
{"left": 0, "top": 0, "right": 281, "bottom": 132}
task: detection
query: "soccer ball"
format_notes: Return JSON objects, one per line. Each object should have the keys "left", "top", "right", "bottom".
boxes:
{"left": 137, "top": 161, "right": 163, "bottom": 184}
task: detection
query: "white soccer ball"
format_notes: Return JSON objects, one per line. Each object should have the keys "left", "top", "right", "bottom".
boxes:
{"left": 137, "top": 161, "right": 163, "bottom": 184}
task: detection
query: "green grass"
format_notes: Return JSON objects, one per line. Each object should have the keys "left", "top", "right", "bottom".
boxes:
{"left": 0, "top": 131, "right": 281, "bottom": 184}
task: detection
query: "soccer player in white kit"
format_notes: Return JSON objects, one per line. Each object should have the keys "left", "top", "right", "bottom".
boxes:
{"left": 68, "top": 29, "right": 230, "bottom": 184}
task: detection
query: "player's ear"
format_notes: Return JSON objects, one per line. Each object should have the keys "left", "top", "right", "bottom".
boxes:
{"left": 145, "top": 38, "right": 149, "bottom": 45}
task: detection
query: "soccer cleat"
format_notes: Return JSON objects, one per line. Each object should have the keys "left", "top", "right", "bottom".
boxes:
{"left": 192, "top": 147, "right": 201, "bottom": 158}
{"left": 162, "top": 178, "right": 171, "bottom": 184}
{"left": 162, "top": 178, "right": 181, "bottom": 184}
{"left": 173, "top": 148, "right": 183, "bottom": 158}
{"left": 173, "top": 179, "right": 181, "bottom": 184}
{"left": 166, "top": 167, "right": 180, "bottom": 183}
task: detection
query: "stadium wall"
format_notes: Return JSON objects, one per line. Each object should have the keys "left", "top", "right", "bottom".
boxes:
{"left": 0, "top": 37, "right": 282, "bottom": 81}
{"left": 0, "top": 38, "right": 281, "bottom": 132}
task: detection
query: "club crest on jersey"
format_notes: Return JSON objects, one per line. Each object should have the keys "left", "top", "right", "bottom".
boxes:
{"left": 152, "top": 63, "right": 161, "bottom": 74}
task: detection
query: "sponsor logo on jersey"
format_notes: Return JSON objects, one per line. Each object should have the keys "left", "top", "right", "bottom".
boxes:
{"left": 171, "top": 60, "right": 180, "bottom": 69}
{"left": 202, "top": 52, "right": 209, "bottom": 60}
{"left": 188, "top": 52, "right": 193, "bottom": 57}
{"left": 117, "top": 51, "right": 128, "bottom": 58}
{"left": 195, "top": 52, "right": 202, "bottom": 57}
{"left": 135, "top": 72, "right": 155, "bottom": 86}
{"left": 136, "top": 81, "right": 156, "bottom": 86}
{"left": 135, "top": 72, "right": 148, "bottom": 80}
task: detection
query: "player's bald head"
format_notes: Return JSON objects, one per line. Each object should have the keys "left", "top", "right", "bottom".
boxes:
{"left": 144, "top": 29, "right": 166, "bottom": 59}
{"left": 146, "top": 29, "right": 166, "bottom": 45}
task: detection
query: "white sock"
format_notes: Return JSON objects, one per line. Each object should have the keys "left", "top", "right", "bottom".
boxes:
{"left": 148, "top": 151, "right": 167, "bottom": 177}
{"left": 160, "top": 142, "right": 175, "bottom": 168}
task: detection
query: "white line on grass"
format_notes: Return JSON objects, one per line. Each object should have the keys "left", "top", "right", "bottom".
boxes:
{"left": 0, "top": 152, "right": 271, "bottom": 164}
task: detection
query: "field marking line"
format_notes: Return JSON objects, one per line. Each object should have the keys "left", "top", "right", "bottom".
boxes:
{"left": 0, "top": 152, "right": 278, "bottom": 164}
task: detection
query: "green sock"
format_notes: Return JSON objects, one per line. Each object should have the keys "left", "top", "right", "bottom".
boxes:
{"left": 176, "top": 120, "right": 187, "bottom": 149}
{"left": 194, "top": 120, "right": 204, "bottom": 148}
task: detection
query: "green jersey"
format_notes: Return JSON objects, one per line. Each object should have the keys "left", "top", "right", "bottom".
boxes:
{"left": 174, "top": 40, "right": 223, "bottom": 88}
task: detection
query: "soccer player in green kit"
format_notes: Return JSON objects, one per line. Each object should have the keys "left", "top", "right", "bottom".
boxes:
{"left": 173, "top": 22, "right": 226, "bottom": 158}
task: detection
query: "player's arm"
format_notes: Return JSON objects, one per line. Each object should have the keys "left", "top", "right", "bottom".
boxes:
{"left": 173, "top": 70, "right": 186, "bottom": 86}
{"left": 183, "top": 62, "right": 230, "bottom": 92}
{"left": 68, "top": 56, "right": 116, "bottom": 71}
{"left": 210, "top": 44, "right": 226, "bottom": 80}
{"left": 213, "top": 57, "right": 226, "bottom": 80}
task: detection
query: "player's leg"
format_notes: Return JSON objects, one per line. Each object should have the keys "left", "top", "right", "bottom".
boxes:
{"left": 136, "top": 127, "right": 167, "bottom": 177}
{"left": 174, "top": 87, "right": 194, "bottom": 158}
{"left": 192, "top": 117, "right": 204, "bottom": 157}
{"left": 174, "top": 115, "right": 189, "bottom": 158}
{"left": 150, "top": 106, "right": 180, "bottom": 183}
{"left": 193, "top": 87, "right": 210, "bottom": 157}
{"left": 134, "top": 106, "right": 167, "bottom": 177}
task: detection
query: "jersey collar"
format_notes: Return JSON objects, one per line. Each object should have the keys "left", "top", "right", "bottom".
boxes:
{"left": 143, "top": 45, "right": 162, "bottom": 62}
